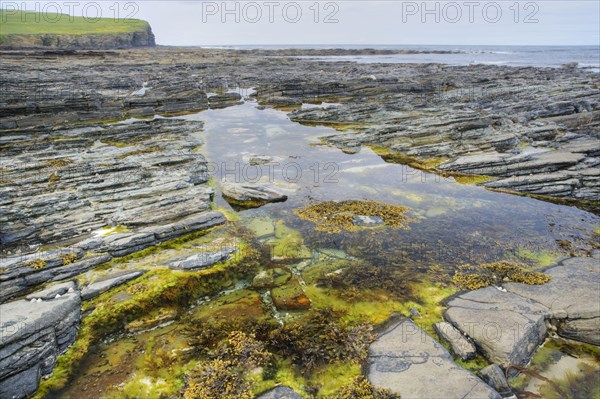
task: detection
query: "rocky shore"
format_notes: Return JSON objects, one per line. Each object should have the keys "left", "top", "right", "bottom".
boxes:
{"left": 367, "top": 256, "right": 599, "bottom": 398}
{"left": 0, "top": 47, "right": 598, "bottom": 398}
{"left": 2, "top": 48, "right": 598, "bottom": 203}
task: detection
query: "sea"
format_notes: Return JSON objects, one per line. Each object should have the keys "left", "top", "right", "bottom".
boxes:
{"left": 201, "top": 44, "right": 600, "bottom": 71}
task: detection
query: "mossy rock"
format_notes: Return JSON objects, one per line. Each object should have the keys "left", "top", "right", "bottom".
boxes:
{"left": 252, "top": 267, "right": 292, "bottom": 289}
{"left": 125, "top": 307, "right": 178, "bottom": 333}
{"left": 193, "top": 289, "right": 265, "bottom": 321}
{"left": 271, "top": 279, "right": 311, "bottom": 311}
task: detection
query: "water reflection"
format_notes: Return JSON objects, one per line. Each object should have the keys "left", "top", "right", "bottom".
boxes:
{"left": 178, "top": 101, "right": 599, "bottom": 269}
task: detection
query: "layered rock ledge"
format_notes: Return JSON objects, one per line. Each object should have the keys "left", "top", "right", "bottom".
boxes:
{"left": 0, "top": 116, "right": 227, "bottom": 301}
{"left": 0, "top": 282, "right": 81, "bottom": 399}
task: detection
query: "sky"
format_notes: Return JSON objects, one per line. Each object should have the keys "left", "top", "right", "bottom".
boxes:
{"left": 7, "top": 1, "right": 600, "bottom": 46}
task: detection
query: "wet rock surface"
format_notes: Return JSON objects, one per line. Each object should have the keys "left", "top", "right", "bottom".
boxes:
{"left": 168, "top": 247, "right": 236, "bottom": 271}
{"left": 444, "top": 257, "right": 599, "bottom": 367}
{"left": 81, "top": 270, "right": 145, "bottom": 300}
{"left": 434, "top": 321, "right": 477, "bottom": 360}
{"left": 478, "top": 365, "right": 513, "bottom": 397}
{"left": 256, "top": 386, "right": 303, "bottom": 399}
{"left": 367, "top": 318, "right": 501, "bottom": 399}
{"left": 0, "top": 283, "right": 81, "bottom": 399}
{"left": 0, "top": 111, "right": 226, "bottom": 300}
{"left": 221, "top": 181, "right": 289, "bottom": 205}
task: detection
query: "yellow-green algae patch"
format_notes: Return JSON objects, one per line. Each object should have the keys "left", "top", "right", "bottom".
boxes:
{"left": 369, "top": 145, "right": 493, "bottom": 185}
{"left": 267, "top": 220, "right": 312, "bottom": 260}
{"left": 513, "top": 248, "right": 561, "bottom": 269}
{"left": 295, "top": 200, "right": 412, "bottom": 233}
{"left": 452, "top": 261, "right": 552, "bottom": 290}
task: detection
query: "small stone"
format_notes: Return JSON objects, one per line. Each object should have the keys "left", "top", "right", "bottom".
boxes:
{"left": 252, "top": 271, "right": 275, "bottom": 289}
{"left": 478, "top": 365, "right": 513, "bottom": 397}
{"left": 352, "top": 215, "right": 385, "bottom": 227}
{"left": 434, "top": 322, "right": 477, "bottom": 360}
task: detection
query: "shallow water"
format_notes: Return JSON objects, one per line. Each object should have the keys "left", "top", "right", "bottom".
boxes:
{"left": 178, "top": 100, "right": 599, "bottom": 270}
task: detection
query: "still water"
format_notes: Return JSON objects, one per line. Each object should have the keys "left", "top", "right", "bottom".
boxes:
{"left": 180, "top": 99, "right": 599, "bottom": 270}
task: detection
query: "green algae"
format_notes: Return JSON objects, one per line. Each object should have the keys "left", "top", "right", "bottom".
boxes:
{"left": 369, "top": 145, "right": 493, "bottom": 185}
{"left": 34, "top": 233, "right": 260, "bottom": 399}
{"left": 271, "top": 279, "right": 311, "bottom": 310}
{"left": 514, "top": 248, "right": 561, "bottom": 268}
{"left": 266, "top": 220, "right": 312, "bottom": 260}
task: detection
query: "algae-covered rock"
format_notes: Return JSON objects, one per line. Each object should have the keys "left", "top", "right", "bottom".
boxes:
{"left": 81, "top": 270, "right": 146, "bottom": 300}
{"left": 295, "top": 200, "right": 411, "bottom": 233}
{"left": 271, "top": 279, "right": 311, "bottom": 310}
{"left": 252, "top": 268, "right": 291, "bottom": 289}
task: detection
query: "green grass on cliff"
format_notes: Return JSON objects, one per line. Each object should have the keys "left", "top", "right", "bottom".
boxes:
{"left": 0, "top": 9, "right": 148, "bottom": 37}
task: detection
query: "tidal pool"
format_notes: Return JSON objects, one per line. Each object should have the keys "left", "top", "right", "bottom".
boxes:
{"left": 53, "top": 97, "right": 600, "bottom": 399}
{"left": 180, "top": 99, "right": 599, "bottom": 270}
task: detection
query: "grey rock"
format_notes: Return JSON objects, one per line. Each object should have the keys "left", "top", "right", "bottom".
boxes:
{"left": 444, "top": 287, "right": 548, "bottom": 368}
{"left": 0, "top": 286, "right": 81, "bottom": 399}
{"left": 367, "top": 318, "right": 501, "bottom": 399}
{"left": 445, "top": 257, "right": 600, "bottom": 366}
{"left": 252, "top": 270, "right": 275, "bottom": 289}
{"left": 434, "top": 321, "right": 477, "bottom": 360}
{"left": 25, "top": 281, "right": 77, "bottom": 301}
{"left": 81, "top": 271, "right": 145, "bottom": 300}
{"left": 352, "top": 215, "right": 385, "bottom": 227}
{"left": 0, "top": 364, "right": 40, "bottom": 399}
{"left": 478, "top": 365, "right": 513, "bottom": 397}
{"left": 221, "top": 182, "right": 288, "bottom": 203}
{"left": 503, "top": 257, "right": 599, "bottom": 320}
{"left": 256, "top": 386, "right": 302, "bottom": 399}
{"left": 169, "top": 248, "right": 236, "bottom": 271}
{"left": 557, "top": 317, "right": 600, "bottom": 346}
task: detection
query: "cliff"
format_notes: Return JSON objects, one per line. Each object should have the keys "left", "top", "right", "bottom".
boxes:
{"left": 0, "top": 10, "right": 156, "bottom": 49}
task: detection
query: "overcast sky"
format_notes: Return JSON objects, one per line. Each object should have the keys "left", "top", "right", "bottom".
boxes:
{"left": 12, "top": 1, "right": 600, "bottom": 46}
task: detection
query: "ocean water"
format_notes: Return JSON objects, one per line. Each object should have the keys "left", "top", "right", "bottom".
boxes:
{"left": 206, "top": 44, "right": 600, "bottom": 70}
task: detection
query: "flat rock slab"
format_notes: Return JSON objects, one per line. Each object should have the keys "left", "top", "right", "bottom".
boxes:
{"left": 25, "top": 281, "right": 77, "bottom": 301}
{"left": 367, "top": 318, "right": 501, "bottom": 399}
{"left": 503, "top": 257, "right": 599, "bottom": 320}
{"left": 169, "top": 248, "right": 236, "bottom": 271}
{"left": 504, "top": 256, "right": 600, "bottom": 346}
{"left": 81, "top": 271, "right": 145, "bottom": 300}
{"left": 221, "top": 182, "right": 288, "bottom": 203}
{"left": 255, "top": 386, "right": 302, "bottom": 399}
{"left": 444, "top": 257, "right": 600, "bottom": 366}
{"left": 444, "top": 287, "right": 548, "bottom": 368}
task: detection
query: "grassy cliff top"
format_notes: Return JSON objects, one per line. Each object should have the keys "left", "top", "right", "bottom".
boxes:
{"left": 0, "top": 9, "right": 149, "bottom": 36}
